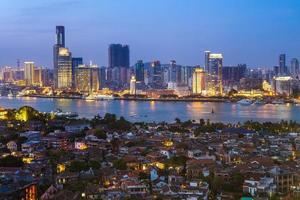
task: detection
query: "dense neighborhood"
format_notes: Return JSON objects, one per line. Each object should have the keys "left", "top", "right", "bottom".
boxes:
{"left": 0, "top": 106, "right": 300, "bottom": 200}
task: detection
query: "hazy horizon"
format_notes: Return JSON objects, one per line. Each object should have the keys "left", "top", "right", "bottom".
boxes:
{"left": 0, "top": 0, "right": 299, "bottom": 68}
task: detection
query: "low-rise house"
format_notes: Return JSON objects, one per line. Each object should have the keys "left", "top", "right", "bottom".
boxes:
{"left": 6, "top": 141, "right": 18, "bottom": 152}
{"left": 243, "top": 177, "right": 276, "bottom": 197}
{"left": 20, "top": 131, "right": 41, "bottom": 141}
{"left": 21, "top": 140, "right": 41, "bottom": 153}
{"left": 269, "top": 166, "right": 295, "bottom": 194}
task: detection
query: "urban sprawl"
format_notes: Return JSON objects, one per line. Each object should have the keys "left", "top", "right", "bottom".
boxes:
{"left": 0, "top": 26, "right": 300, "bottom": 200}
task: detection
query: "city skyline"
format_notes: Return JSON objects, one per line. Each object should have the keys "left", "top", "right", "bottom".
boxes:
{"left": 0, "top": 0, "right": 300, "bottom": 67}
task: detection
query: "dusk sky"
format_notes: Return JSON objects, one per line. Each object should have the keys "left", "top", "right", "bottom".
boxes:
{"left": 0, "top": 0, "right": 300, "bottom": 68}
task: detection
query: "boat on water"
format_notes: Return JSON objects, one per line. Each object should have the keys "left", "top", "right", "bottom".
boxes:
{"left": 16, "top": 92, "right": 25, "bottom": 97}
{"left": 271, "top": 99, "right": 285, "bottom": 104}
{"left": 237, "top": 99, "right": 253, "bottom": 105}
{"left": 254, "top": 99, "right": 265, "bottom": 105}
{"left": 7, "top": 90, "right": 14, "bottom": 98}
{"left": 85, "top": 94, "right": 114, "bottom": 100}
{"left": 51, "top": 109, "right": 78, "bottom": 118}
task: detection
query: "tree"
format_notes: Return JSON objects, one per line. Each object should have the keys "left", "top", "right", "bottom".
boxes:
{"left": 175, "top": 118, "right": 181, "bottom": 124}
{"left": 94, "top": 128, "right": 106, "bottom": 140}
{"left": 113, "top": 159, "right": 127, "bottom": 170}
{"left": 103, "top": 113, "right": 117, "bottom": 124}
{"left": 0, "top": 155, "right": 24, "bottom": 167}
{"left": 90, "top": 114, "right": 102, "bottom": 128}
{"left": 139, "top": 172, "right": 149, "bottom": 180}
{"left": 69, "top": 160, "right": 88, "bottom": 172}
{"left": 88, "top": 160, "right": 101, "bottom": 170}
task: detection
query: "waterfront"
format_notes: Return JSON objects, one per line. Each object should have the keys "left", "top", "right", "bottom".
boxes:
{"left": 0, "top": 96, "right": 299, "bottom": 123}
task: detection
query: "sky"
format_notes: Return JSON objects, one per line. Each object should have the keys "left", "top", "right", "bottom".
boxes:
{"left": 0, "top": 0, "right": 300, "bottom": 68}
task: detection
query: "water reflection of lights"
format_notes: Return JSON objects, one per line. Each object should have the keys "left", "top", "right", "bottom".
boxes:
{"left": 150, "top": 101, "right": 156, "bottom": 111}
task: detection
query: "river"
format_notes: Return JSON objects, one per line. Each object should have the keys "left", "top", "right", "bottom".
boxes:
{"left": 0, "top": 96, "right": 298, "bottom": 123}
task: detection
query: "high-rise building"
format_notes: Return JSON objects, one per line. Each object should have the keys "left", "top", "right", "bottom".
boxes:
{"left": 34, "top": 67, "right": 43, "bottom": 86}
{"left": 151, "top": 61, "right": 163, "bottom": 89}
{"left": 57, "top": 48, "right": 72, "bottom": 89}
{"left": 273, "top": 66, "right": 279, "bottom": 76}
{"left": 192, "top": 68, "right": 206, "bottom": 94}
{"left": 222, "top": 64, "right": 247, "bottom": 86}
{"left": 24, "top": 61, "right": 35, "bottom": 86}
{"left": 108, "top": 44, "right": 130, "bottom": 68}
{"left": 76, "top": 64, "right": 99, "bottom": 93}
{"left": 72, "top": 58, "right": 83, "bottom": 88}
{"left": 135, "top": 60, "right": 144, "bottom": 83}
{"left": 207, "top": 53, "right": 223, "bottom": 95}
{"left": 53, "top": 26, "right": 66, "bottom": 88}
{"left": 56, "top": 26, "right": 65, "bottom": 47}
{"left": 99, "top": 67, "right": 107, "bottom": 89}
{"left": 108, "top": 44, "right": 130, "bottom": 87}
{"left": 279, "top": 54, "right": 287, "bottom": 75}
{"left": 130, "top": 76, "right": 136, "bottom": 95}
{"left": 290, "top": 58, "right": 299, "bottom": 76}
{"left": 204, "top": 51, "right": 211, "bottom": 72}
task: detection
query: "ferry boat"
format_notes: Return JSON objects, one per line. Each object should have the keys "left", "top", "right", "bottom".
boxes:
{"left": 271, "top": 99, "right": 285, "bottom": 105}
{"left": 51, "top": 109, "right": 78, "bottom": 118}
{"left": 85, "top": 94, "right": 114, "bottom": 100}
{"left": 237, "top": 99, "right": 253, "bottom": 105}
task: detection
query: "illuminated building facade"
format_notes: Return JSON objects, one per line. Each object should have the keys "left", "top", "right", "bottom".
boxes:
{"left": 130, "top": 75, "right": 136, "bottom": 95}
{"left": 76, "top": 64, "right": 99, "bottom": 93}
{"left": 53, "top": 26, "right": 65, "bottom": 88}
{"left": 108, "top": 44, "right": 130, "bottom": 87}
{"left": 279, "top": 54, "right": 287, "bottom": 75}
{"left": 273, "top": 76, "right": 293, "bottom": 96}
{"left": 135, "top": 60, "right": 144, "bottom": 83}
{"left": 204, "top": 51, "right": 211, "bottom": 72}
{"left": 206, "top": 53, "right": 223, "bottom": 95}
{"left": 72, "top": 57, "right": 83, "bottom": 88}
{"left": 24, "top": 61, "right": 35, "bottom": 86}
{"left": 151, "top": 61, "right": 163, "bottom": 88}
{"left": 57, "top": 48, "right": 72, "bottom": 89}
{"left": 290, "top": 58, "right": 299, "bottom": 77}
{"left": 34, "top": 67, "right": 43, "bottom": 86}
{"left": 192, "top": 68, "right": 206, "bottom": 94}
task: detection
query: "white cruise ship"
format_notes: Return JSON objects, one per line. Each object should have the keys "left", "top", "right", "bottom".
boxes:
{"left": 85, "top": 94, "right": 114, "bottom": 100}
{"left": 237, "top": 99, "right": 253, "bottom": 105}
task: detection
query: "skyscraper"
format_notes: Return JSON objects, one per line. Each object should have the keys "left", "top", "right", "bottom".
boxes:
{"left": 108, "top": 44, "right": 130, "bottom": 87}
{"left": 290, "top": 58, "right": 299, "bottom": 76}
{"left": 135, "top": 60, "right": 144, "bottom": 83}
{"left": 56, "top": 26, "right": 65, "bottom": 47}
{"left": 192, "top": 68, "right": 206, "bottom": 94}
{"left": 57, "top": 48, "right": 72, "bottom": 88}
{"left": 204, "top": 51, "right": 211, "bottom": 72}
{"left": 279, "top": 54, "right": 287, "bottom": 75}
{"left": 34, "top": 67, "right": 43, "bottom": 86}
{"left": 72, "top": 58, "right": 83, "bottom": 88}
{"left": 207, "top": 53, "right": 223, "bottom": 95}
{"left": 53, "top": 26, "right": 66, "bottom": 88}
{"left": 108, "top": 44, "right": 130, "bottom": 68}
{"left": 24, "top": 61, "right": 35, "bottom": 86}
{"left": 151, "top": 61, "right": 163, "bottom": 89}
{"left": 76, "top": 64, "right": 99, "bottom": 93}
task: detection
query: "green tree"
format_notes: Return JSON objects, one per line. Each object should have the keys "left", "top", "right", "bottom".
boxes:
{"left": 94, "top": 128, "right": 106, "bottom": 140}
{"left": 113, "top": 159, "right": 127, "bottom": 170}
{"left": 0, "top": 155, "right": 24, "bottom": 167}
{"left": 69, "top": 160, "right": 88, "bottom": 172}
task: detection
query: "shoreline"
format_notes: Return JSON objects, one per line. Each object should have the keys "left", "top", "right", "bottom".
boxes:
{"left": 22, "top": 95, "right": 230, "bottom": 103}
